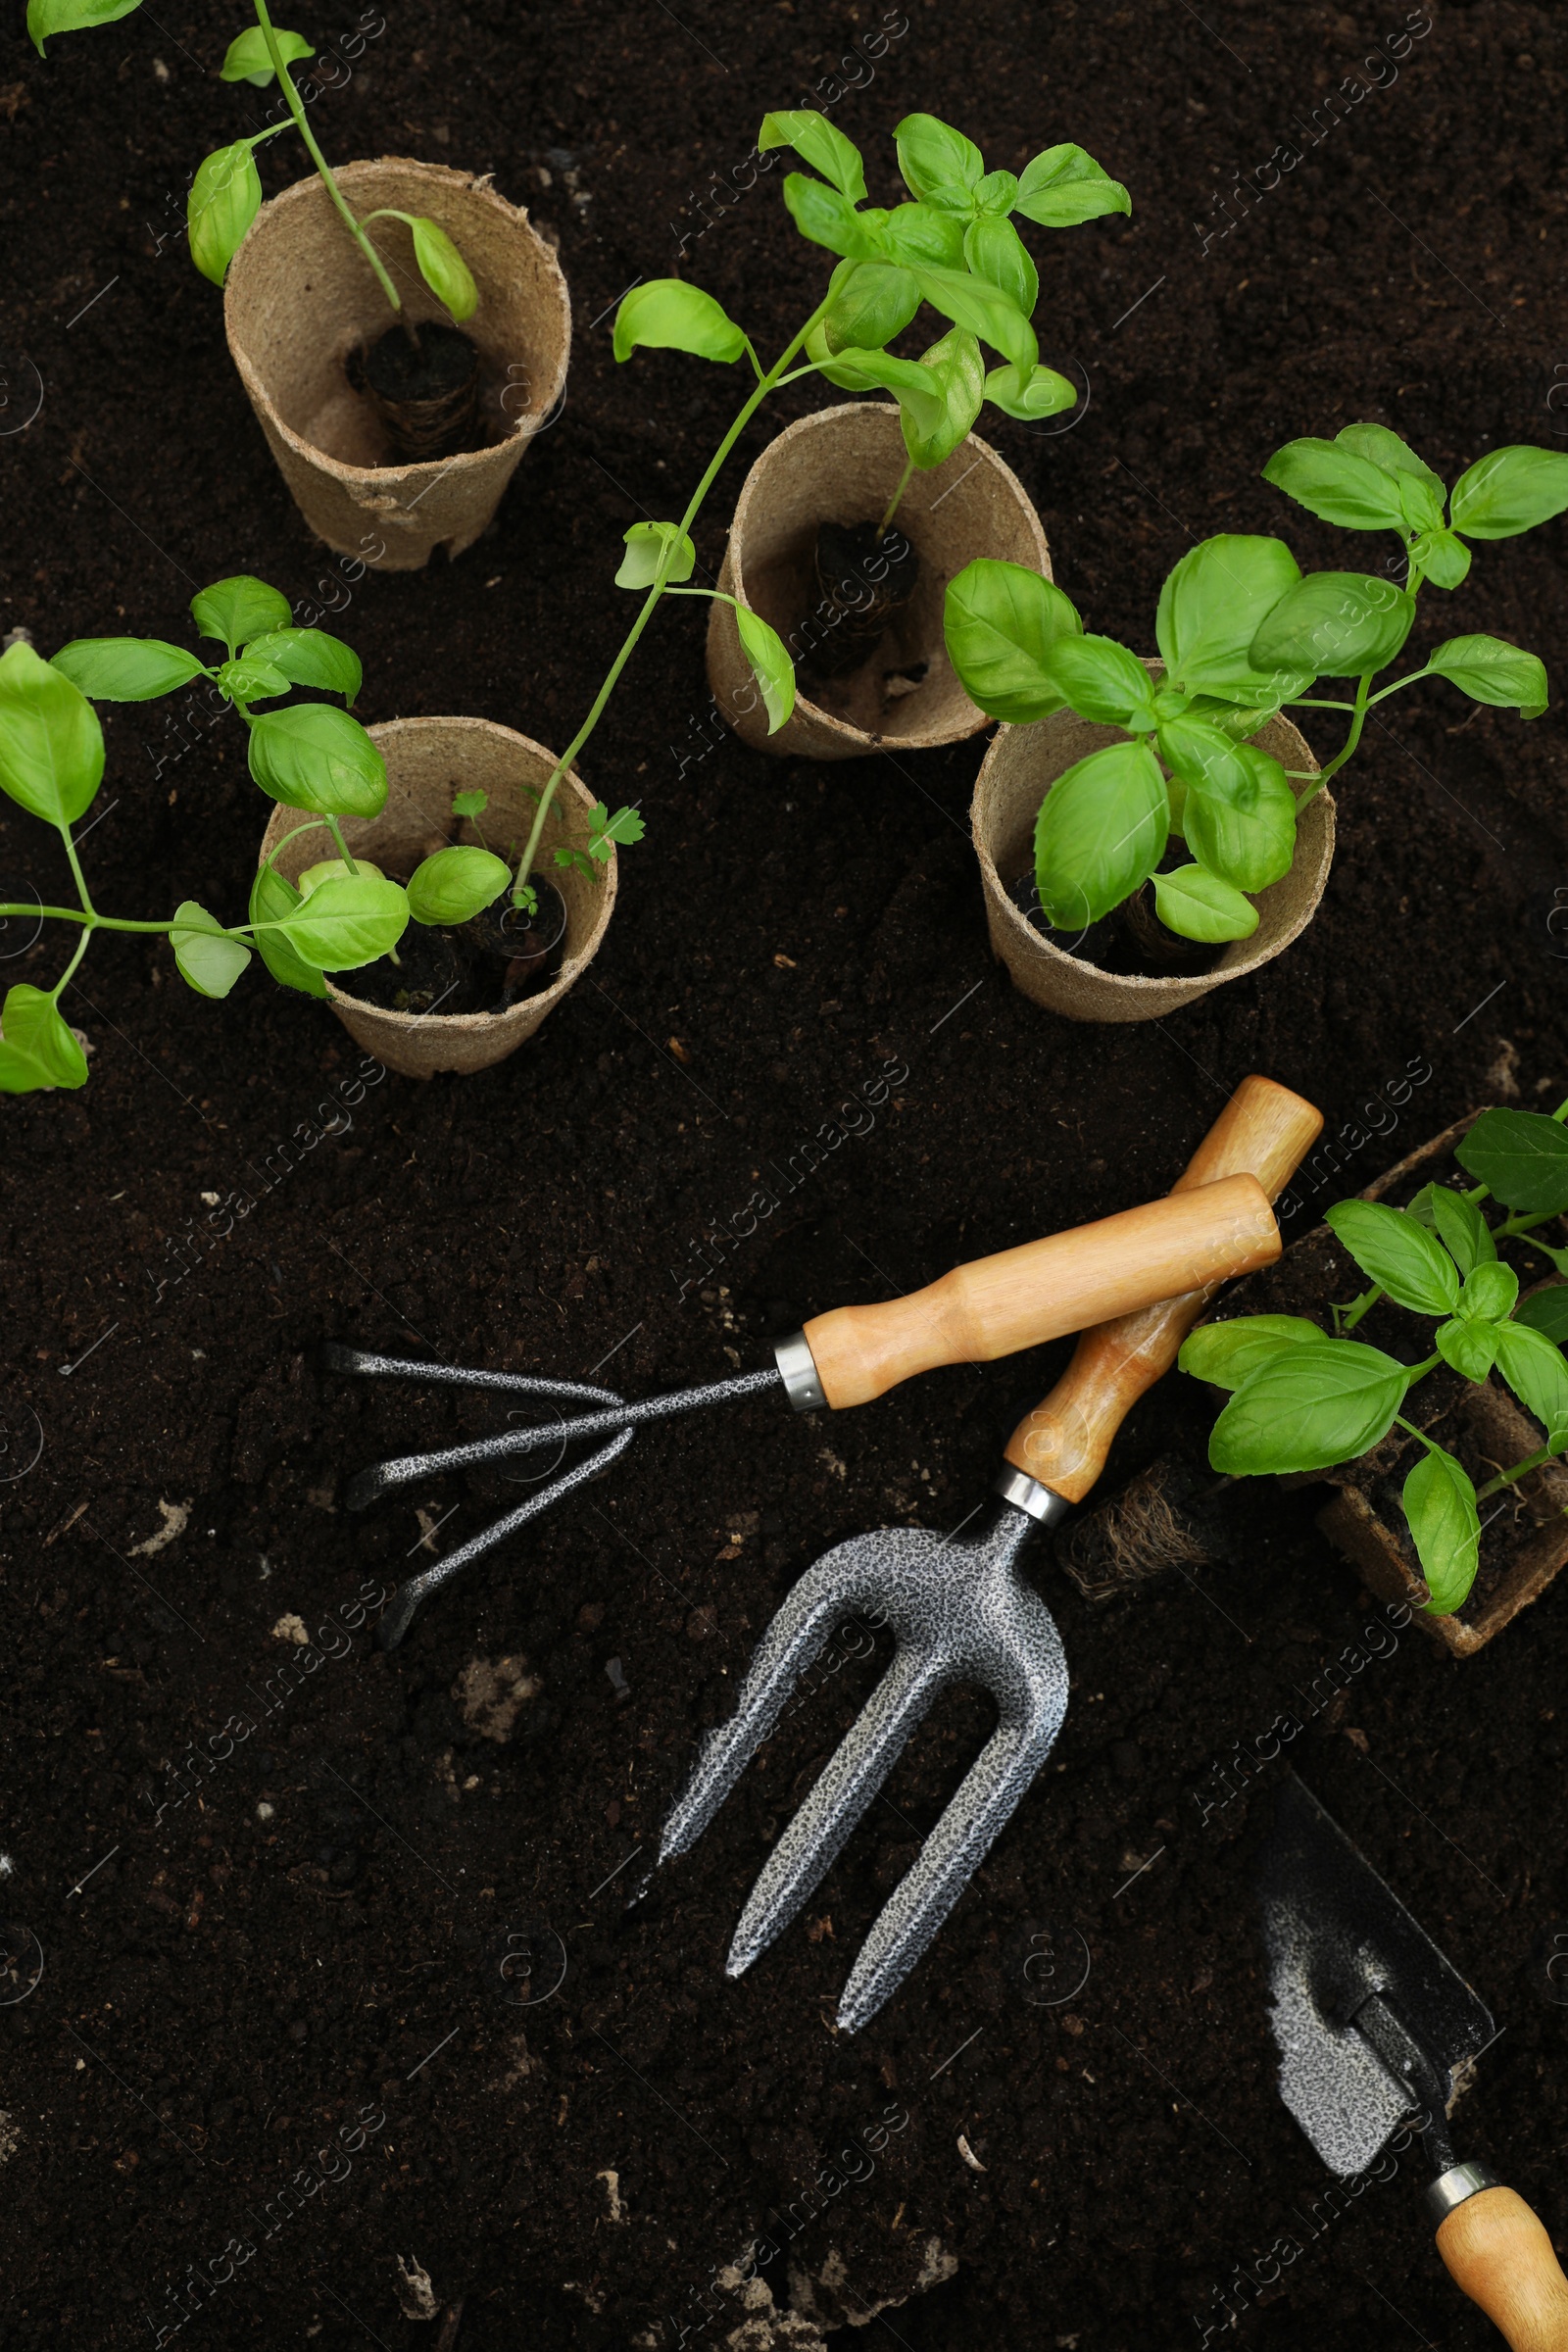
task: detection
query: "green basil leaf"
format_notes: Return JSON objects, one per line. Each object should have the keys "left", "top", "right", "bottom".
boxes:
{"left": 405, "top": 845, "right": 511, "bottom": 925}
{"left": 1042, "top": 634, "right": 1157, "bottom": 729}
{"left": 909, "top": 265, "right": 1037, "bottom": 372}
{"left": 1454, "top": 1108, "right": 1568, "bottom": 1214}
{"left": 898, "top": 327, "right": 984, "bottom": 469}
{"left": 811, "top": 343, "right": 950, "bottom": 442}
{"left": 1428, "top": 1187, "right": 1496, "bottom": 1276}
{"left": 1208, "top": 1340, "right": 1408, "bottom": 1475}
{"left": 216, "top": 654, "right": 292, "bottom": 703}
{"left": 171, "top": 900, "right": 252, "bottom": 1000}
{"left": 1515, "top": 1286, "right": 1568, "bottom": 1345}
{"left": 1323, "top": 1198, "right": 1460, "bottom": 1315}
{"left": 1333, "top": 421, "right": 1445, "bottom": 506}
{"left": 248, "top": 704, "right": 388, "bottom": 818}
{"left": 1459, "top": 1259, "right": 1518, "bottom": 1322}
{"left": 249, "top": 861, "right": 327, "bottom": 998}
{"left": 242, "top": 627, "right": 362, "bottom": 704}
{"left": 50, "top": 637, "right": 206, "bottom": 703}
{"left": 612, "top": 280, "right": 747, "bottom": 365}
{"left": 1178, "top": 745, "right": 1297, "bottom": 892}
{"left": 1429, "top": 633, "right": 1548, "bottom": 720}
{"left": 824, "top": 261, "right": 920, "bottom": 354}
{"left": 1154, "top": 534, "right": 1307, "bottom": 698}
{"left": 188, "top": 141, "right": 264, "bottom": 287}
{"left": 0, "top": 640, "right": 104, "bottom": 823}
{"left": 1151, "top": 863, "right": 1258, "bottom": 943}
{"left": 1249, "top": 572, "right": 1416, "bottom": 679}
{"left": 406, "top": 215, "right": 477, "bottom": 322}
{"left": 27, "top": 0, "right": 139, "bottom": 54}
{"left": 1034, "top": 738, "right": 1167, "bottom": 930}
{"left": 942, "top": 559, "right": 1083, "bottom": 723}
{"left": 1178, "top": 1314, "right": 1325, "bottom": 1391}
{"left": 734, "top": 605, "right": 795, "bottom": 735}
{"left": 278, "top": 871, "right": 410, "bottom": 971}
{"left": 1261, "top": 436, "right": 1408, "bottom": 530}
{"left": 879, "top": 203, "right": 967, "bottom": 269}
{"left": 962, "top": 217, "right": 1038, "bottom": 317}
{"left": 1415, "top": 527, "right": 1471, "bottom": 590}
{"left": 974, "top": 169, "right": 1019, "bottom": 215}
{"left": 615, "top": 521, "right": 697, "bottom": 590}
{"left": 1013, "top": 142, "right": 1130, "bottom": 226}
{"left": 1435, "top": 1318, "right": 1497, "bottom": 1382}
{"left": 982, "top": 362, "right": 1076, "bottom": 422}
{"left": 1401, "top": 1446, "right": 1480, "bottom": 1614}
{"left": 757, "top": 109, "right": 866, "bottom": 203}
{"left": 1493, "top": 1320, "right": 1568, "bottom": 1445}
{"left": 781, "top": 172, "right": 882, "bottom": 260}
{"left": 1448, "top": 446, "right": 1568, "bottom": 541}
{"left": 893, "top": 113, "right": 984, "bottom": 203}
{"left": 219, "top": 24, "right": 313, "bottom": 82}
{"left": 191, "top": 574, "right": 292, "bottom": 652}
{"left": 0, "top": 982, "right": 88, "bottom": 1092}
{"left": 1155, "top": 712, "right": 1262, "bottom": 808}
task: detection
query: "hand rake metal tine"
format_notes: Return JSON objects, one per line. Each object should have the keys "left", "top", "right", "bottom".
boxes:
{"left": 374, "top": 1423, "right": 637, "bottom": 1652}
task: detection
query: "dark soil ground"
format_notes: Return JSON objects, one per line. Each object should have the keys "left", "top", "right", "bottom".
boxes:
{"left": 4, "top": 3, "right": 1568, "bottom": 2347}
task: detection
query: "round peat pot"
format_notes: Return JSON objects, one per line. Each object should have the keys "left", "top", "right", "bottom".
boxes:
{"left": 972, "top": 695, "right": 1335, "bottom": 1023}
{"left": 706, "top": 402, "right": 1048, "bottom": 760}
{"left": 256, "top": 717, "right": 615, "bottom": 1079}
{"left": 225, "top": 159, "right": 570, "bottom": 570}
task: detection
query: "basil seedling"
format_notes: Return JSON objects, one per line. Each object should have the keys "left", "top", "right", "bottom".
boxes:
{"left": 28, "top": 0, "right": 477, "bottom": 324}
{"left": 946, "top": 426, "right": 1567, "bottom": 952}
{"left": 1179, "top": 1100, "right": 1568, "bottom": 1612}
{"left": 0, "top": 576, "right": 531, "bottom": 1090}
{"left": 502, "top": 108, "right": 1128, "bottom": 906}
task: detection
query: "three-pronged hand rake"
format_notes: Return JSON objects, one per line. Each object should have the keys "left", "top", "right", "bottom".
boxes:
{"left": 327, "top": 1173, "right": 1283, "bottom": 1647}
{"left": 656, "top": 1076, "right": 1323, "bottom": 2032}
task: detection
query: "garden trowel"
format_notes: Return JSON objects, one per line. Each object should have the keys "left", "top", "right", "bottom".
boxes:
{"left": 1258, "top": 1774, "right": 1568, "bottom": 2349}
{"left": 659, "top": 1075, "right": 1324, "bottom": 2031}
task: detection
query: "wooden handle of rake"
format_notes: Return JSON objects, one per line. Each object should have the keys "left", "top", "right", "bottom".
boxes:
{"left": 1437, "top": 2187, "right": 1568, "bottom": 2350}
{"left": 1003, "top": 1075, "right": 1323, "bottom": 1501}
{"left": 801, "top": 1173, "right": 1281, "bottom": 1411}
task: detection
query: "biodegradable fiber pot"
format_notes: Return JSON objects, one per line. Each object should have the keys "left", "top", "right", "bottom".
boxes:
{"left": 257, "top": 716, "right": 615, "bottom": 1080}
{"left": 707, "top": 401, "right": 1047, "bottom": 760}
{"left": 972, "top": 690, "right": 1335, "bottom": 1023}
{"left": 225, "top": 160, "right": 570, "bottom": 570}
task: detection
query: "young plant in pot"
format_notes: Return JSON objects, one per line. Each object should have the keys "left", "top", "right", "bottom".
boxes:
{"left": 1178, "top": 1101, "right": 1568, "bottom": 1622}
{"left": 949, "top": 425, "right": 1565, "bottom": 998}
{"left": 30, "top": 0, "right": 485, "bottom": 460}
{"left": 0, "top": 575, "right": 638, "bottom": 1090}
{"left": 582, "top": 107, "right": 1127, "bottom": 769}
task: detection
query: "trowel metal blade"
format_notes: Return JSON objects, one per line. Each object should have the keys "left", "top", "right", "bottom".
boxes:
{"left": 1256, "top": 1774, "right": 1495, "bottom": 2179}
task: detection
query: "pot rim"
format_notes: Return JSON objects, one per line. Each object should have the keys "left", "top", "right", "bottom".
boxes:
{"left": 728, "top": 400, "right": 1048, "bottom": 754}
{"left": 224, "top": 156, "right": 570, "bottom": 491}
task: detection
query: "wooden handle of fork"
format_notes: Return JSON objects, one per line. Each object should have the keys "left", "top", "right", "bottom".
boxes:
{"left": 803, "top": 1173, "right": 1281, "bottom": 1412}
{"left": 1003, "top": 1076, "right": 1323, "bottom": 1500}
{"left": 1438, "top": 2188, "right": 1568, "bottom": 2350}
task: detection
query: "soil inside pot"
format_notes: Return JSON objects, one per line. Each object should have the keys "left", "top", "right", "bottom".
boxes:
{"left": 1006, "top": 868, "right": 1226, "bottom": 978}
{"left": 795, "top": 520, "right": 920, "bottom": 682}
{"left": 352, "top": 320, "right": 484, "bottom": 461}
{"left": 334, "top": 880, "right": 567, "bottom": 1016}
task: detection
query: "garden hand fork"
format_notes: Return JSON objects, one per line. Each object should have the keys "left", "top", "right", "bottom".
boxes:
{"left": 658, "top": 1076, "right": 1323, "bottom": 2031}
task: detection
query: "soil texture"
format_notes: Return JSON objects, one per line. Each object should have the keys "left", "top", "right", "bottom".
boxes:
{"left": 5, "top": 5, "right": 1568, "bottom": 2350}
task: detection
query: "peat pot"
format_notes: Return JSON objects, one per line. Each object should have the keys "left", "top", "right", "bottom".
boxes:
{"left": 972, "top": 692, "right": 1336, "bottom": 1023}
{"left": 257, "top": 716, "right": 615, "bottom": 1080}
{"left": 225, "top": 159, "right": 570, "bottom": 569}
{"left": 706, "top": 401, "right": 1047, "bottom": 760}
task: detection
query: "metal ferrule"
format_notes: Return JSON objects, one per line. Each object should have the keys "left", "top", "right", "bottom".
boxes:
{"left": 774, "top": 1329, "right": 828, "bottom": 1414}
{"left": 992, "top": 1465, "right": 1073, "bottom": 1528}
{"left": 1424, "top": 2160, "right": 1501, "bottom": 2227}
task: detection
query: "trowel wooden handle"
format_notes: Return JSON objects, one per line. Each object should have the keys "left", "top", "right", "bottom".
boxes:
{"left": 1437, "top": 2187, "right": 1568, "bottom": 2349}
{"left": 802, "top": 1173, "right": 1280, "bottom": 1412}
{"left": 1003, "top": 1076, "right": 1322, "bottom": 1500}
